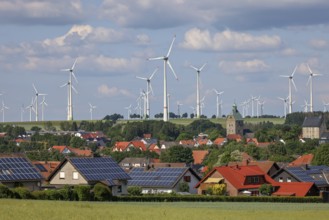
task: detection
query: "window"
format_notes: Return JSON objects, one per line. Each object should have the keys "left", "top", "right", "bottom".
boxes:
{"left": 279, "top": 177, "right": 283, "bottom": 182}
{"left": 117, "top": 185, "right": 122, "bottom": 193}
{"left": 184, "top": 176, "right": 191, "bottom": 182}
{"left": 251, "top": 176, "right": 259, "bottom": 184}
{"left": 287, "top": 177, "right": 291, "bottom": 182}
{"left": 73, "top": 171, "right": 79, "bottom": 180}
{"left": 59, "top": 171, "right": 65, "bottom": 179}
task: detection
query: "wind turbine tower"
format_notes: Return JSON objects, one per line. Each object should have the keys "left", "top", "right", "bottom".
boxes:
{"left": 40, "top": 96, "right": 48, "bottom": 121}
{"left": 278, "top": 96, "right": 289, "bottom": 118}
{"left": 32, "top": 84, "right": 46, "bottom": 122}
{"left": 280, "top": 66, "right": 297, "bottom": 114}
{"left": 125, "top": 105, "right": 132, "bottom": 120}
{"left": 177, "top": 101, "right": 183, "bottom": 118}
{"left": 89, "top": 103, "right": 96, "bottom": 120}
{"left": 213, "top": 89, "right": 224, "bottom": 118}
{"left": 148, "top": 36, "right": 178, "bottom": 122}
{"left": 136, "top": 67, "right": 158, "bottom": 119}
{"left": 190, "top": 63, "right": 206, "bottom": 118}
{"left": 1, "top": 101, "right": 9, "bottom": 122}
{"left": 61, "top": 58, "right": 78, "bottom": 121}
{"left": 26, "top": 97, "right": 35, "bottom": 122}
{"left": 307, "top": 64, "right": 322, "bottom": 113}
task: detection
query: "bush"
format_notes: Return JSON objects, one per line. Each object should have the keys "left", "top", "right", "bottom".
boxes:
{"left": 93, "top": 183, "right": 112, "bottom": 201}
{"left": 31, "top": 191, "right": 48, "bottom": 200}
{"left": 0, "top": 184, "right": 13, "bottom": 198}
{"left": 259, "top": 184, "right": 273, "bottom": 196}
{"left": 74, "top": 185, "right": 91, "bottom": 201}
{"left": 178, "top": 182, "right": 189, "bottom": 192}
{"left": 11, "top": 187, "right": 32, "bottom": 199}
{"left": 127, "top": 186, "right": 143, "bottom": 196}
{"left": 58, "top": 185, "right": 73, "bottom": 201}
{"left": 45, "top": 189, "right": 62, "bottom": 200}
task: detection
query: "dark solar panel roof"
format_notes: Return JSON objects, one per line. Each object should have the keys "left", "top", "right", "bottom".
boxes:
{"left": 302, "top": 116, "right": 323, "bottom": 127}
{"left": 34, "top": 164, "right": 47, "bottom": 172}
{"left": 128, "top": 167, "right": 188, "bottom": 188}
{"left": 286, "top": 166, "right": 329, "bottom": 186}
{"left": 0, "top": 157, "right": 43, "bottom": 181}
{"left": 69, "top": 157, "right": 130, "bottom": 182}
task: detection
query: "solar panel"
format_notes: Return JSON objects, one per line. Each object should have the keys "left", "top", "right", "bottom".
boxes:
{"left": 34, "top": 164, "right": 47, "bottom": 172}
{"left": 128, "top": 167, "right": 188, "bottom": 188}
{"left": 0, "top": 157, "right": 43, "bottom": 181}
{"left": 69, "top": 157, "right": 130, "bottom": 183}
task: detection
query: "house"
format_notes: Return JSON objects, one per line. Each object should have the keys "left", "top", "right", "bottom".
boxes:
{"left": 48, "top": 157, "right": 131, "bottom": 196}
{"left": 0, "top": 154, "right": 42, "bottom": 191}
{"left": 179, "top": 140, "right": 195, "bottom": 147}
{"left": 148, "top": 143, "right": 161, "bottom": 155}
{"left": 194, "top": 139, "right": 213, "bottom": 147}
{"left": 226, "top": 134, "right": 243, "bottom": 142}
{"left": 289, "top": 154, "right": 314, "bottom": 167}
{"left": 128, "top": 167, "right": 201, "bottom": 194}
{"left": 226, "top": 104, "right": 244, "bottom": 136}
{"left": 112, "top": 141, "right": 147, "bottom": 152}
{"left": 192, "top": 150, "right": 209, "bottom": 165}
{"left": 213, "top": 137, "right": 227, "bottom": 146}
{"left": 32, "top": 161, "right": 61, "bottom": 182}
{"left": 272, "top": 165, "right": 329, "bottom": 191}
{"left": 195, "top": 165, "right": 277, "bottom": 196}
{"left": 272, "top": 182, "right": 319, "bottom": 197}
{"left": 159, "top": 141, "right": 177, "bottom": 150}
{"left": 52, "top": 145, "right": 92, "bottom": 157}
{"left": 302, "top": 115, "right": 326, "bottom": 139}
{"left": 228, "top": 160, "right": 281, "bottom": 176}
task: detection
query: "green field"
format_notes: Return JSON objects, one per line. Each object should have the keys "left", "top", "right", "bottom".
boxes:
{"left": 0, "top": 200, "right": 328, "bottom": 220}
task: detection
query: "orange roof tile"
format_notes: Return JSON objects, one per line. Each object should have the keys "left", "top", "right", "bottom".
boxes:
{"left": 114, "top": 141, "right": 131, "bottom": 151}
{"left": 273, "top": 182, "right": 315, "bottom": 197}
{"left": 227, "top": 134, "right": 242, "bottom": 141}
{"left": 289, "top": 154, "right": 314, "bottom": 167}
{"left": 192, "top": 150, "right": 209, "bottom": 165}
{"left": 228, "top": 160, "right": 276, "bottom": 174}
{"left": 130, "top": 141, "right": 147, "bottom": 151}
{"left": 213, "top": 137, "right": 226, "bottom": 145}
{"left": 52, "top": 146, "right": 68, "bottom": 153}
{"left": 179, "top": 140, "right": 195, "bottom": 145}
{"left": 32, "top": 161, "right": 61, "bottom": 179}
{"left": 68, "top": 147, "right": 92, "bottom": 157}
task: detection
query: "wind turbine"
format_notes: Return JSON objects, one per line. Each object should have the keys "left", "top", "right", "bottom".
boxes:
{"left": 213, "top": 89, "right": 224, "bottom": 118}
{"left": 278, "top": 96, "right": 289, "bottom": 118}
{"left": 258, "top": 100, "right": 265, "bottom": 117}
{"left": 307, "top": 64, "right": 322, "bottom": 112}
{"left": 26, "top": 97, "right": 35, "bottom": 122}
{"left": 0, "top": 101, "right": 9, "bottom": 122}
{"left": 177, "top": 101, "right": 183, "bottom": 118}
{"left": 32, "top": 84, "right": 47, "bottom": 122}
{"left": 89, "top": 103, "right": 96, "bottom": 120}
{"left": 136, "top": 67, "right": 158, "bottom": 119}
{"left": 61, "top": 58, "right": 78, "bottom": 121}
{"left": 125, "top": 104, "right": 132, "bottom": 120}
{"left": 301, "top": 100, "right": 310, "bottom": 113}
{"left": 200, "top": 96, "right": 205, "bottom": 116}
{"left": 148, "top": 36, "right": 178, "bottom": 122}
{"left": 280, "top": 66, "right": 297, "bottom": 114}
{"left": 190, "top": 63, "right": 207, "bottom": 118}
{"left": 322, "top": 101, "right": 329, "bottom": 112}
{"left": 167, "top": 93, "right": 171, "bottom": 120}
{"left": 40, "top": 96, "right": 48, "bottom": 121}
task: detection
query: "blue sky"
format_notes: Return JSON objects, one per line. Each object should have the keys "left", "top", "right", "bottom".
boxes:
{"left": 1, "top": 0, "right": 329, "bottom": 122}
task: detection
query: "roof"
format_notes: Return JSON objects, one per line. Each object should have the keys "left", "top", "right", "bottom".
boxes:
{"left": 196, "top": 165, "right": 276, "bottom": 189}
{"left": 289, "top": 154, "right": 314, "bottom": 167}
{"left": 272, "top": 182, "right": 315, "bottom": 197}
{"left": 52, "top": 145, "right": 92, "bottom": 156}
{"left": 130, "top": 141, "right": 147, "bottom": 151}
{"left": 213, "top": 137, "right": 227, "bottom": 145}
{"left": 120, "top": 157, "right": 148, "bottom": 165}
{"left": 52, "top": 145, "right": 67, "bottom": 153}
{"left": 302, "top": 116, "right": 324, "bottom": 127}
{"left": 128, "top": 167, "right": 200, "bottom": 188}
{"left": 228, "top": 161, "right": 277, "bottom": 174}
{"left": 0, "top": 156, "right": 43, "bottom": 182}
{"left": 226, "top": 134, "right": 242, "bottom": 141}
{"left": 32, "top": 161, "right": 61, "bottom": 179}
{"left": 49, "top": 157, "right": 130, "bottom": 184}
{"left": 230, "top": 104, "right": 243, "bottom": 121}
{"left": 284, "top": 166, "right": 329, "bottom": 187}
{"left": 192, "top": 150, "right": 209, "bottom": 165}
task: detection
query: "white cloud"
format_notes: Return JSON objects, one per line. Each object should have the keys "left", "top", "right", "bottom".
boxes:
{"left": 219, "top": 59, "right": 269, "bottom": 73}
{"left": 136, "top": 34, "right": 151, "bottom": 45}
{"left": 281, "top": 48, "right": 298, "bottom": 56}
{"left": 97, "top": 84, "right": 133, "bottom": 97}
{"left": 310, "top": 39, "right": 329, "bottom": 49}
{"left": 0, "top": 0, "right": 83, "bottom": 25}
{"left": 181, "top": 28, "right": 282, "bottom": 52}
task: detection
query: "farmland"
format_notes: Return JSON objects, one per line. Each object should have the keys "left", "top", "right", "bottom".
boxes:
{"left": 0, "top": 199, "right": 328, "bottom": 220}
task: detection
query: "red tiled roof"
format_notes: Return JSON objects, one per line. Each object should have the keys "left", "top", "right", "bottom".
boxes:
{"left": 289, "top": 154, "right": 314, "bottom": 167}
{"left": 130, "top": 141, "right": 147, "bottom": 151}
{"left": 228, "top": 161, "right": 276, "bottom": 174}
{"left": 273, "top": 182, "right": 314, "bottom": 197}
{"left": 213, "top": 137, "right": 226, "bottom": 145}
{"left": 32, "top": 161, "right": 61, "bottom": 179}
{"left": 52, "top": 146, "right": 67, "bottom": 153}
{"left": 149, "top": 143, "right": 161, "bottom": 154}
{"left": 226, "top": 134, "right": 242, "bottom": 141}
{"left": 192, "top": 150, "right": 209, "bottom": 165}
{"left": 69, "top": 147, "right": 92, "bottom": 157}
{"left": 196, "top": 165, "right": 276, "bottom": 189}
{"left": 179, "top": 140, "right": 195, "bottom": 145}
{"left": 246, "top": 138, "right": 259, "bottom": 145}
{"left": 113, "top": 141, "right": 131, "bottom": 151}
{"left": 197, "top": 139, "right": 210, "bottom": 145}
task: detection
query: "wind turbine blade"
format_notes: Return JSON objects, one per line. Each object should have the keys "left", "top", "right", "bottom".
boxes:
{"left": 149, "top": 67, "right": 158, "bottom": 80}
{"left": 72, "top": 72, "right": 78, "bottom": 83}
{"left": 292, "top": 79, "right": 297, "bottom": 91}
{"left": 213, "top": 88, "right": 219, "bottom": 94}
{"left": 89, "top": 103, "right": 92, "bottom": 108}
{"left": 307, "top": 64, "right": 312, "bottom": 74}
{"left": 61, "top": 68, "right": 70, "bottom": 72}
{"left": 167, "top": 61, "right": 178, "bottom": 80}
{"left": 72, "top": 58, "right": 78, "bottom": 70}
{"left": 166, "top": 35, "right": 176, "bottom": 57}
{"left": 306, "top": 76, "right": 311, "bottom": 86}
{"left": 32, "top": 84, "right": 38, "bottom": 94}
{"left": 60, "top": 83, "right": 68, "bottom": 88}
{"left": 149, "top": 83, "right": 154, "bottom": 95}
{"left": 313, "top": 73, "right": 322, "bottom": 77}
{"left": 39, "top": 93, "right": 47, "bottom": 96}
{"left": 278, "top": 97, "right": 284, "bottom": 101}
{"left": 279, "top": 75, "right": 290, "bottom": 78}
{"left": 190, "top": 65, "right": 199, "bottom": 71}
{"left": 199, "top": 63, "right": 207, "bottom": 71}
{"left": 72, "top": 86, "right": 78, "bottom": 94}
{"left": 291, "top": 65, "right": 297, "bottom": 76}
{"left": 148, "top": 56, "right": 165, "bottom": 61}
{"left": 136, "top": 76, "right": 147, "bottom": 80}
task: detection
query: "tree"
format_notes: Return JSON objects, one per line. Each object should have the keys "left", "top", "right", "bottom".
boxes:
{"left": 70, "top": 136, "right": 86, "bottom": 148}
{"left": 313, "top": 144, "right": 329, "bottom": 166}
{"left": 160, "top": 145, "right": 193, "bottom": 163}
{"left": 178, "top": 182, "right": 189, "bottom": 192}
{"left": 127, "top": 186, "right": 142, "bottom": 196}
{"left": 93, "top": 183, "right": 112, "bottom": 201}
{"left": 259, "top": 184, "right": 273, "bottom": 196}
{"left": 207, "top": 184, "right": 226, "bottom": 195}
{"left": 182, "top": 112, "right": 188, "bottom": 118}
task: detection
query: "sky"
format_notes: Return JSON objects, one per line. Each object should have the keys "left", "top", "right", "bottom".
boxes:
{"left": 1, "top": 0, "right": 329, "bottom": 122}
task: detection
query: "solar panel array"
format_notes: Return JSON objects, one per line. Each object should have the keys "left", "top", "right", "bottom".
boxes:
{"left": 70, "top": 157, "right": 131, "bottom": 183}
{"left": 128, "top": 167, "right": 188, "bottom": 188}
{"left": 287, "top": 166, "right": 328, "bottom": 186}
{"left": 0, "top": 157, "right": 43, "bottom": 181}
{"left": 34, "top": 164, "right": 47, "bottom": 172}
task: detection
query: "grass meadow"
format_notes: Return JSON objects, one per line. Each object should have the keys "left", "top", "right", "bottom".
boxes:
{"left": 1, "top": 199, "right": 328, "bottom": 220}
